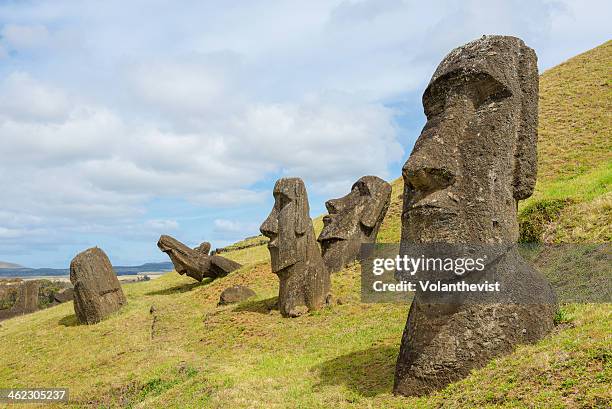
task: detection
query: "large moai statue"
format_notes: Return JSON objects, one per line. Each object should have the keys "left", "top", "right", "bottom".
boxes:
{"left": 318, "top": 176, "right": 392, "bottom": 273}
{"left": 70, "top": 247, "right": 127, "bottom": 325}
{"left": 260, "top": 178, "right": 331, "bottom": 317}
{"left": 394, "top": 36, "right": 557, "bottom": 396}
{"left": 157, "top": 235, "right": 241, "bottom": 282}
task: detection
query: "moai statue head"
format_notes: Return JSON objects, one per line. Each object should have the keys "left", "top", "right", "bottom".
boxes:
{"left": 318, "top": 176, "right": 392, "bottom": 273}
{"left": 260, "top": 178, "right": 311, "bottom": 274}
{"left": 260, "top": 178, "right": 330, "bottom": 317}
{"left": 402, "top": 35, "right": 538, "bottom": 245}
{"left": 394, "top": 36, "right": 555, "bottom": 397}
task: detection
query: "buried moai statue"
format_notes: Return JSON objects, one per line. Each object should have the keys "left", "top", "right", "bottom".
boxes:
{"left": 394, "top": 36, "right": 557, "bottom": 396}
{"left": 157, "top": 235, "right": 241, "bottom": 282}
{"left": 0, "top": 280, "right": 41, "bottom": 320}
{"left": 318, "top": 176, "right": 392, "bottom": 273}
{"left": 70, "top": 247, "right": 127, "bottom": 325}
{"left": 260, "top": 178, "right": 331, "bottom": 317}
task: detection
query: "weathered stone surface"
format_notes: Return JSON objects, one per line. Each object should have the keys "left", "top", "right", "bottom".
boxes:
{"left": 54, "top": 287, "right": 74, "bottom": 303}
{"left": 260, "top": 178, "right": 331, "bottom": 317}
{"left": 70, "top": 247, "right": 126, "bottom": 325}
{"left": 0, "top": 280, "right": 73, "bottom": 320}
{"left": 194, "top": 241, "right": 211, "bottom": 256}
{"left": 209, "top": 255, "right": 242, "bottom": 277}
{"left": 394, "top": 35, "right": 557, "bottom": 396}
{"left": 218, "top": 285, "right": 256, "bottom": 305}
{"left": 0, "top": 280, "right": 41, "bottom": 320}
{"left": 318, "top": 176, "right": 391, "bottom": 273}
{"left": 157, "top": 235, "right": 241, "bottom": 282}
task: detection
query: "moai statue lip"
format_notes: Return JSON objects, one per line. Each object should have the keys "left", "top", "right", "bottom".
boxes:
{"left": 394, "top": 35, "right": 556, "bottom": 397}
{"left": 318, "top": 176, "right": 392, "bottom": 273}
{"left": 260, "top": 178, "right": 331, "bottom": 317}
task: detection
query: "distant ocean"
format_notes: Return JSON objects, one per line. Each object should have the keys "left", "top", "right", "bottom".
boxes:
{"left": 0, "top": 262, "right": 175, "bottom": 278}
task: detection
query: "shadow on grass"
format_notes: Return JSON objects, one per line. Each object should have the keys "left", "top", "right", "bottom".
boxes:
{"left": 232, "top": 297, "right": 278, "bottom": 314}
{"left": 145, "top": 278, "right": 214, "bottom": 296}
{"left": 313, "top": 345, "right": 398, "bottom": 397}
{"left": 59, "top": 314, "right": 79, "bottom": 327}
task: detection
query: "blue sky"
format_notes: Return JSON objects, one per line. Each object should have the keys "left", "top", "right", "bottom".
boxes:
{"left": 0, "top": 0, "right": 609, "bottom": 268}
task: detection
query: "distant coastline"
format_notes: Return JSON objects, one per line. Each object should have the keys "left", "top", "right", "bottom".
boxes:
{"left": 0, "top": 262, "right": 175, "bottom": 279}
{"left": 11, "top": 273, "right": 167, "bottom": 283}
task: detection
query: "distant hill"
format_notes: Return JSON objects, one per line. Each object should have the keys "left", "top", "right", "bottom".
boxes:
{"left": 0, "top": 262, "right": 175, "bottom": 278}
{"left": 0, "top": 261, "right": 25, "bottom": 269}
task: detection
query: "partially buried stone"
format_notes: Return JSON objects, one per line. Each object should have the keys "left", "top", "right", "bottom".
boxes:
{"left": 0, "top": 280, "right": 41, "bottom": 320}
{"left": 70, "top": 247, "right": 127, "bottom": 325}
{"left": 53, "top": 287, "right": 74, "bottom": 303}
{"left": 218, "top": 285, "right": 256, "bottom": 305}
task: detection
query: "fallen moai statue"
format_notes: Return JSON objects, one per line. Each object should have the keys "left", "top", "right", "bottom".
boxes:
{"left": 393, "top": 35, "right": 557, "bottom": 396}
{"left": 260, "top": 178, "right": 331, "bottom": 317}
{"left": 70, "top": 247, "right": 127, "bottom": 325}
{"left": 318, "top": 175, "right": 391, "bottom": 273}
{"left": 157, "top": 235, "right": 242, "bottom": 282}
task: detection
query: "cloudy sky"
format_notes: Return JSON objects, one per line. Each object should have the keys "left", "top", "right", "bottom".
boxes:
{"left": 0, "top": 0, "right": 609, "bottom": 268}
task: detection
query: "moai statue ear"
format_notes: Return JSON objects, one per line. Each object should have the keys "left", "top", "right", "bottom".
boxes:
{"left": 294, "top": 179, "right": 309, "bottom": 236}
{"left": 361, "top": 183, "right": 392, "bottom": 229}
{"left": 513, "top": 44, "right": 539, "bottom": 200}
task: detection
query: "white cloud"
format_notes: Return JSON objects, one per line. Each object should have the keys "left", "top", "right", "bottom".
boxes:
{"left": 230, "top": 97, "right": 403, "bottom": 188}
{"left": 192, "top": 189, "right": 267, "bottom": 207}
{"left": 0, "top": 0, "right": 609, "bottom": 265}
{"left": 0, "top": 72, "right": 71, "bottom": 122}
{"left": 213, "top": 219, "right": 260, "bottom": 240}
{"left": 1, "top": 23, "right": 49, "bottom": 49}
{"left": 144, "top": 219, "right": 179, "bottom": 231}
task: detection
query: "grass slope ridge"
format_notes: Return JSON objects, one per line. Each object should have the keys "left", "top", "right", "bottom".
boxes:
{"left": 0, "top": 41, "right": 610, "bottom": 408}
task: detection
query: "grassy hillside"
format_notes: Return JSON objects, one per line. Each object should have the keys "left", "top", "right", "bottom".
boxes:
{"left": 518, "top": 40, "right": 612, "bottom": 243}
{"left": 0, "top": 41, "right": 610, "bottom": 408}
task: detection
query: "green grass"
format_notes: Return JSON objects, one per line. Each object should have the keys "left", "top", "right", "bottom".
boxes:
{"left": 1, "top": 265, "right": 609, "bottom": 408}
{"left": 518, "top": 40, "right": 612, "bottom": 243}
{"left": 519, "top": 153, "right": 612, "bottom": 243}
{"left": 537, "top": 40, "right": 611, "bottom": 183}
{"left": 0, "top": 40, "right": 611, "bottom": 408}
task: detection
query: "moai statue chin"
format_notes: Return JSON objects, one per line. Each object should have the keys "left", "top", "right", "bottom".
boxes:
{"left": 260, "top": 178, "right": 331, "bottom": 317}
{"left": 394, "top": 35, "right": 557, "bottom": 396}
{"left": 318, "top": 176, "right": 392, "bottom": 273}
